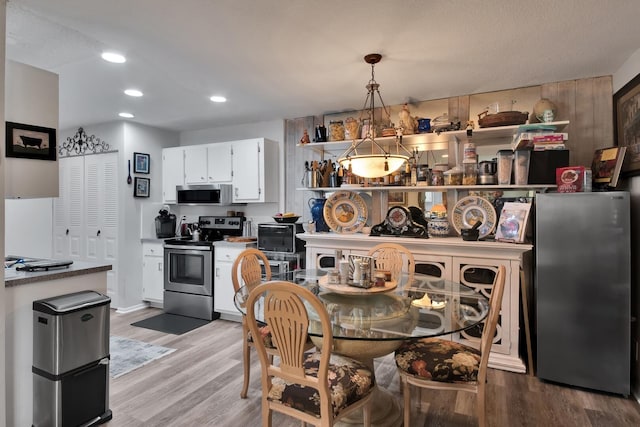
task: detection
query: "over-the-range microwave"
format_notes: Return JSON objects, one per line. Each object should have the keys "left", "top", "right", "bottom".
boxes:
{"left": 176, "top": 184, "right": 233, "bottom": 205}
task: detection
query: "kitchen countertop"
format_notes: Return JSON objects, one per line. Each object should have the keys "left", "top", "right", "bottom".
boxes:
{"left": 4, "top": 260, "right": 112, "bottom": 287}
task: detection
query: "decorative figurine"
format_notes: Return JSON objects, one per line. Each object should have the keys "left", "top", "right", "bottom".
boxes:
{"left": 300, "top": 129, "right": 311, "bottom": 144}
{"left": 398, "top": 104, "right": 417, "bottom": 135}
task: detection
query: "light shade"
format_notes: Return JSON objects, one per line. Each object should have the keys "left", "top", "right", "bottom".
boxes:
{"left": 339, "top": 154, "right": 408, "bottom": 178}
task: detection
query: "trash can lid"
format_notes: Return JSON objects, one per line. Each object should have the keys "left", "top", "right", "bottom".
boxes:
{"left": 33, "top": 290, "right": 111, "bottom": 315}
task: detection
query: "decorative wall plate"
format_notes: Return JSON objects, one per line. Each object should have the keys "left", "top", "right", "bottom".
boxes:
{"left": 323, "top": 191, "right": 367, "bottom": 233}
{"left": 451, "top": 196, "right": 497, "bottom": 238}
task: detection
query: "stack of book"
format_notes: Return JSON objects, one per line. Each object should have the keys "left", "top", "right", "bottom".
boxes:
{"left": 512, "top": 131, "right": 568, "bottom": 150}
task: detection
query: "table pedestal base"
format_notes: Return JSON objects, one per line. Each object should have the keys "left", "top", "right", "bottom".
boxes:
{"left": 336, "top": 386, "right": 402, "bottom": 427}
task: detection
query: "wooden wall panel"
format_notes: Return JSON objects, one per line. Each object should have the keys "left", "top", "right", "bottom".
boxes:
{"left": 285, "top": 76, "right": 614, "bottom": 216}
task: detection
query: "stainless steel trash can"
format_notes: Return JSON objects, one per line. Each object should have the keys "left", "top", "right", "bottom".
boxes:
{"left": 32, "top": 290, "right": 112, "bottom": 427}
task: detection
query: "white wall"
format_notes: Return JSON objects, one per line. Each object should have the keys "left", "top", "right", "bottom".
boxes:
{"left": 4, "top": 198, "right": 53, "bottom": 259}
{"left": 4, "top": 60, "right": 59, "bottom": 198}
{"left": 1, "top": 1, "right": 8, "bottom": 425}
{"left": 179, "top": 119, "right": 286, "bottom": 233}
{"left": 613, "top": 47, "right": 640, "bottom": 401}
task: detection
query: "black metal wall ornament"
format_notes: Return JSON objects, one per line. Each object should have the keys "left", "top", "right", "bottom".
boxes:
{"left": 58, "top": 127, "right": 110, "bottom": 156}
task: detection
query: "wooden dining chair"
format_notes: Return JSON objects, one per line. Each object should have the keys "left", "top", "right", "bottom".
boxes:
{"left": 366, "top": 242, "right": 415, "bottom": 283}
{"left": 394, "top": 265, "right": 506, "bottom": 427}
{"left": 231, "top": 248, "right": 273, "bottom": 399}
{"left": 245, "top": 280, "right": 376, "bottom": 427}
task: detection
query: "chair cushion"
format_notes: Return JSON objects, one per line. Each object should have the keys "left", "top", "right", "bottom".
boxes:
{"left": 267, "top": 352, "right": 375, "bottom": 418}
{"left": 395, "top": 338, "right": 480, "bottom": 384}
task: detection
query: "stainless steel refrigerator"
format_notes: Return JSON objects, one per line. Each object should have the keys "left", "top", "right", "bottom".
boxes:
{"left": 536, "top": 192, "right": 630, "bottom": 395}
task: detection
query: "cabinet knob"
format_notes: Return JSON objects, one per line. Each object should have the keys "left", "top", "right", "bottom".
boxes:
{"left": 158, "top": 262, "right": 162, "bottom": 271}
{"left": 97, "top": 230, "right": 101, "bottom": 237}
{"left": 66, "top": 229, "right": 69, "bottom": 235}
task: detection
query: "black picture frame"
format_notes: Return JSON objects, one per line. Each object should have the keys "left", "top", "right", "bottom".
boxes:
{"left": 134, "top": 177, "right": 150, "bottom": 198}
{"left": 133, "top": 152, "right": 150, "bottom": 174}
{"left": 613, "top": 72, "right": 640, "bottom": 176}
{"left": 5, "top": 121, "right": 57, "bottom": 161}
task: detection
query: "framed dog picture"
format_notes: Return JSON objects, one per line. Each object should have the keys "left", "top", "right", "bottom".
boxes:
{"left": 5, "top": 121, "right": 57, "bottom": 160}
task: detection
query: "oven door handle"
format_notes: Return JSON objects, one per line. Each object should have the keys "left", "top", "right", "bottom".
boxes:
{"left": 164, "top": 244, "right": 212, "bottom": 251}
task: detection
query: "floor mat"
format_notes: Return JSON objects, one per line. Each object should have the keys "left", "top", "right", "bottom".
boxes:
{"left": 110, "top": 336, "right": 175, "bottom": 378}
{"left": 131, "top": 313, "right": 211, "bottom": 335}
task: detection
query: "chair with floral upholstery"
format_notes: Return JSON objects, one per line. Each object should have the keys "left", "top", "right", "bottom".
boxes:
{"left": 394, "top": 265, "right": 506, "bottom": 427}
{"left": 366, "top": 242, "right": 415, "bottom": 283}
{"left": 245, "top": 280, "right": 376, "bottom": 427}
{"left": 232, "top": 248, "right": 273, "bottom": 399}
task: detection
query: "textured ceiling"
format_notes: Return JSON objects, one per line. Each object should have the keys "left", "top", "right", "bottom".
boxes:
{"left": 6, "top": 0, "right": 640, "bottom": 132}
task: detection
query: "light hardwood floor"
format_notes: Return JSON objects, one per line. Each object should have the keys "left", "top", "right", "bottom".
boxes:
{"left": 107, "top": 307, "right": 640, "bottom": 426}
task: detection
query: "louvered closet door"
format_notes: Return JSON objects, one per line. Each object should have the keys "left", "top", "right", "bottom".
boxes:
{"left": 53, "top": 156, "right": 85, "bottom": 260}
{"left": 84, "top": 152, "right": 118, "bottom": 295}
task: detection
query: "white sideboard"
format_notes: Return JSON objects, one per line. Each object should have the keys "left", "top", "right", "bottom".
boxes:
{"left": 298, "top": 232, "right": 533, "bottom": 373}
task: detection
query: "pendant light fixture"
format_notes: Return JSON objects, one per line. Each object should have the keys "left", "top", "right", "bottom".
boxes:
{"left": 337, "top": 53, "right": 411, "bottom": 178}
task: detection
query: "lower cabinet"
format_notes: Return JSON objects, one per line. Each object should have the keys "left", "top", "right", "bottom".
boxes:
{"left": 213, "top": 241, "right": 256, "bottom": 320}
{"left": 142, "top": 242, "right": 164, "bottom": 304}
{"left": 299, "top": 233, "right": 532, "bottom": 373}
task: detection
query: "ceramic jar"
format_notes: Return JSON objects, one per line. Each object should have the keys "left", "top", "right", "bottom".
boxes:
{"left": 428, "top": 216, "right": 450, "bottom": 237}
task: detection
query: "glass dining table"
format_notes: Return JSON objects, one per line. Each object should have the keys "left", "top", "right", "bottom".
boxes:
{"left": 233, "top": 269, "right": 490, "bottom": 427}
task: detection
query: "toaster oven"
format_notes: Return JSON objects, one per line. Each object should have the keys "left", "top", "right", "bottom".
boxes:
{"left": 257, "top": 223, "right": 305, "bottom": 253}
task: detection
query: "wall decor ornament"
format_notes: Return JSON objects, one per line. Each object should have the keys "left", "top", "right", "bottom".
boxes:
{"left": 5, "top": 121, "right": 57, "bottom": 160}
{"left": 613, "top": 72, "right": 640, "bottom": 176}
{"left": 58, "top": 127, "right": 110, "bottom": 156}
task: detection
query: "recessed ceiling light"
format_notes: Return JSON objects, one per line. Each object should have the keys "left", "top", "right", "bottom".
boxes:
{"left": 119, "top": 112, "right": 134, "bottom": 118}
{"left": 210, "top": 95, "right": 227, "bottom": 103}
{"left": 124, "top": 89, "right": 143, "bottom": 97}
{"left": 101, "top": 52, "right": 126, "bottom": 63}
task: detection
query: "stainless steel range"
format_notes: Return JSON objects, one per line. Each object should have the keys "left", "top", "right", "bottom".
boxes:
{"left": 163, "top": 215, "right": 243, "bottom": 320}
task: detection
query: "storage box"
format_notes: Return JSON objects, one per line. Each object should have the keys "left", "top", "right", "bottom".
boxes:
{"left": 556, "top": 166, "right": 586, "bottom": 192}
{"left": 528, "top": 150, "right": 570, "bottom": 184}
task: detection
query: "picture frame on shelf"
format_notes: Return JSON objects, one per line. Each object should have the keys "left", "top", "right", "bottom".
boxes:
{"left": 133, "top": 152, "right": 150, "bottom": 174}
{"left": 134, "top": 177, "right": 150, "bottom": 198}
{"left": 388, "top": 191, "right": 406, "bottom": 205}
{"left": 591, "top": 146, "right": 627, "bottom": 189}
{"left": 613, "top": 72, "right": 640, "bottom": 176}
{"left": 5, "top": 121, "right": 57, "bottom": 161}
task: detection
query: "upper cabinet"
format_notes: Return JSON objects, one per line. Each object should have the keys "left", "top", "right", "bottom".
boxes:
{"left": 207, "top": 142, "right": 233, "bottom": 183}
{"left": 231, "top": 138, "right": 279, "bottom": 203}
{"left": 184, "top": 146, "right": 208, "bottom": 184}
{"left": 162, "top": 138, "right": 278, "bottom": 204}
{"left": 162, "top": 146, "right": 185, "bottom": 203}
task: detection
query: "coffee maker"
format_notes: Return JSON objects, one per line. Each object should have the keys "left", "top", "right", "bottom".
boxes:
{"left": 155, "top": 209, "right": 176, "bottom": 238}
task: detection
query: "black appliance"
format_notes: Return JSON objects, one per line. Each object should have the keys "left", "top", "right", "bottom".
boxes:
{"left": 528, "top": 149, "right": 569, "bottom": 184}
{"left": 257, "top": 222, "right": 305, "bottom": 253}
{"left": 176, "top": 184, "right": 233, "bottom": 205}
{"left": 155, "top": 209, "right": 176, "bottom": 238}
{"left": 163, "top": 215, "right": 243, "bottom": 321}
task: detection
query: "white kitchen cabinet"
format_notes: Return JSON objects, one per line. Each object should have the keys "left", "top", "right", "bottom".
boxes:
{"left": 54, "top": 152, "right": 119, "bottom": 298}
{"left": 207, "top": 142, "right": 232, "bottom": 182}
{"left": 142, "top": 242, "right": 164, "bottom": 304}
{"left": 162, "top": 146, "right": 185, "bottom": 203}
{"left": 231, "top": 138, "right": 278, "bottom": 203}
{"left": 184, "top": 145, "right": 208, "bottom": 184}
{"left": 213, "top": 241, "right": 256, "bottom": 320}
{"left": 184, "top": 143, "right": 233, "bottom": 184}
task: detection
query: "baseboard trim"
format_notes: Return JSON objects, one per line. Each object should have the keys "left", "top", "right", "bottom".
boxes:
{"left": 115, "top": 303, "right": 149, "bottom": 314}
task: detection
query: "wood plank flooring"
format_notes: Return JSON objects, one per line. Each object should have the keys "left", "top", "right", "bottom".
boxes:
{"left": 107, "top": 308, "right": 640, "bottom": 426}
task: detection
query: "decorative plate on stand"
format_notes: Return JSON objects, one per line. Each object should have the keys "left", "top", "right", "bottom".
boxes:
{"left": 323, "top": 191, "right": 368, "bottom": 233}
{"left": 451, "top": 196, "right": 497, "bottom": 238}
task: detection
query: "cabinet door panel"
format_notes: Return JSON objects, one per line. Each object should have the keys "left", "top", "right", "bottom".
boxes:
{"left": 207, "top": 143, "right": 232, "bottom": 182}
{"left": 232, "top": 139, "right": 262, "bottom": 202}
{"left": 184, "top": 146, "right": 208, "bottom": 184}
{"left": 162, "top": 147, "right": 184, "bottom": 203}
